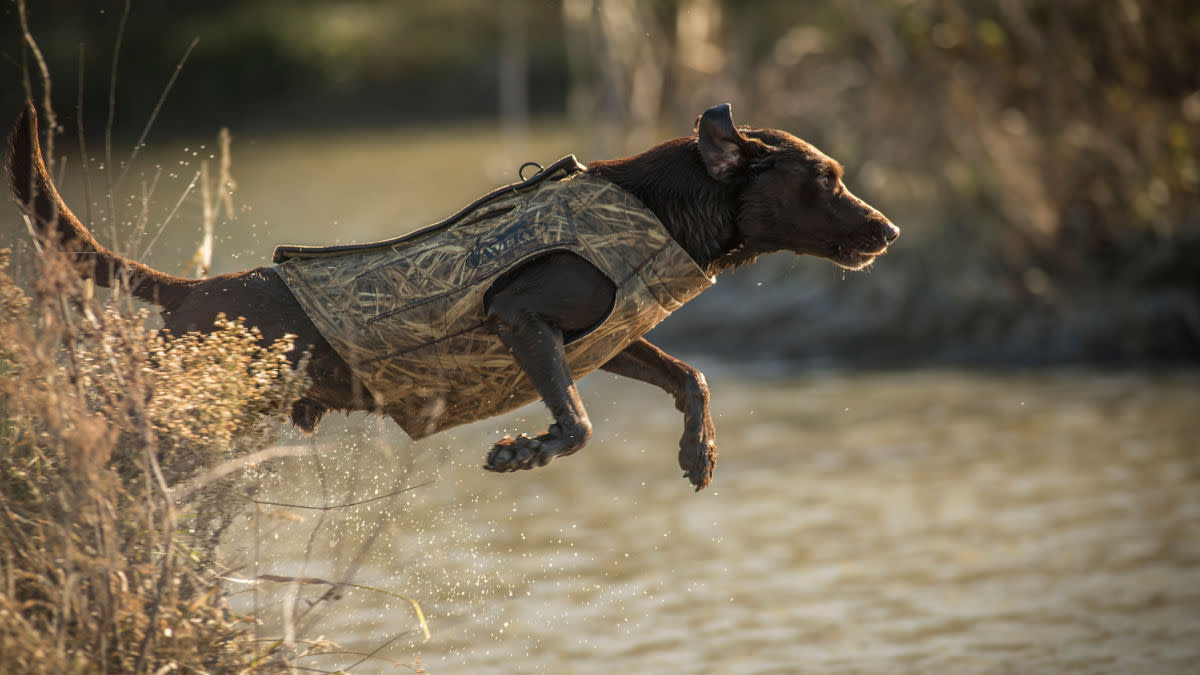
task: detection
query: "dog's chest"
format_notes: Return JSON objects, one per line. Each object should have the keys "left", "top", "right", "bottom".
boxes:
{"left": 276, "top": 173, "right": 713, "bottom": 439}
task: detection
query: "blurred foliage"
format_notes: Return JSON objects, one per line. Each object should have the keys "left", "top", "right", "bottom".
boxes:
{"left": 0, "top": 0, "right": 568, "bottom": 130}
{"left": 563, "top": 0, "right": 1200, "bottom": 361}
{"left": 557, "top": 0, "right": 1200, "bottom": 285}
{"left": 778, "top": 0, "right": 1200, "bottom": 290}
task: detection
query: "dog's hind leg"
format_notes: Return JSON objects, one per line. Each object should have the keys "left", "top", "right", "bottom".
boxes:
{"left": 291, "top": 398, "right": 327, "bottom": 434}
{"left": 600, "top": 338, "right": 716, "bottom": 491}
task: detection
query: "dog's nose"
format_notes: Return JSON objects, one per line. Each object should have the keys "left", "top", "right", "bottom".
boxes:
{"left": 883, "top": 221, "right": 900, "bottom": 243}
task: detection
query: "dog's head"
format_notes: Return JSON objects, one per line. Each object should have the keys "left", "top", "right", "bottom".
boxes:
{"left": 697, "top": 104, "right": 898, "bottom": 270}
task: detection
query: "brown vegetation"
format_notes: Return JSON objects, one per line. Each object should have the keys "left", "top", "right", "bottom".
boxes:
{"left": 0, "top": 245, "right": 309, "bottom": 673}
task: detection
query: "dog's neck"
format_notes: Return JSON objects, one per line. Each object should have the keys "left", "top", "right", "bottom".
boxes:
{"left": 587, "top": 139, "right": 752, "bottom": 277}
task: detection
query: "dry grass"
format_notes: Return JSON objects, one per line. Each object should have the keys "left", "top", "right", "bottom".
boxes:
{"left": 0, "top": 244, "right": 315, "bottom": 673}
{"left": 3, "top": 5, "right": 428, "bottom": 669}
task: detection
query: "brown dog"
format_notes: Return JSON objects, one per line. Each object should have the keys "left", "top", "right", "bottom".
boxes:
{"left": 8, "top": 103, "right": 896, "bottom": 490}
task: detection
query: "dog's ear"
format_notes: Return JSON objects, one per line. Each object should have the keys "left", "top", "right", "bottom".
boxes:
{"left": 696, "top": 103, "right": 751, "bottom": 183}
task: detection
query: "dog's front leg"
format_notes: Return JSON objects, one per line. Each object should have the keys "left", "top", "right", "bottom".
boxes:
{"left": 482, "top": 307, "right": 592, "bottom": 473}
{"left": 601, "top": 338, "right": 716, "bottom": 490}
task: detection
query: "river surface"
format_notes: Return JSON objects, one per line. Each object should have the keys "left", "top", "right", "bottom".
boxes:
{"left": 7, "top": 124, "right": 1197, "bottom": 673}
{"left": 220, "top": 367, "right": 1200, "bottom": 674}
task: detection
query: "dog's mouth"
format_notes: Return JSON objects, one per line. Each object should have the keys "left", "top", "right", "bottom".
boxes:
{"left": 829, "top": 244, "right": 889, "bottom": 271}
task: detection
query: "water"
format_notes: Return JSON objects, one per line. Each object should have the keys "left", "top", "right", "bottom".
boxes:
{"left": 221, "top": 368, "right": 1200, "bottom": 673}
{"left": 10, "top": 124, "right": 1198, "bottom": 672}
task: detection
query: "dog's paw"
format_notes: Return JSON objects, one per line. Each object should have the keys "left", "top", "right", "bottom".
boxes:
{"left": 678, "top": 433, "right": 717, "bottom": 491}
{"left": 483, "top": 434, "right": 551, "bottom": 472}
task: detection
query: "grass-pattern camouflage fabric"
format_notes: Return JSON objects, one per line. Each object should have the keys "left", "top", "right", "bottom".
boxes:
{"left": 276, "top": 172, "right": 715, "bottom": 439}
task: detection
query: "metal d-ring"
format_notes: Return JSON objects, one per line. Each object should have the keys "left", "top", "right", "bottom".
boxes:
{"left": 518, "top": 161, "right": 544, "bottom": 181}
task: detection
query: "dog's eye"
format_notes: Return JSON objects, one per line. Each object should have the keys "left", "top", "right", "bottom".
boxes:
{"left": 817, "top": 174, "right": 833, "bottom": 190}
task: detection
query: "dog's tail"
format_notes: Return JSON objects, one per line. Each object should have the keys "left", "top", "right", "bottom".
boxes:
{"left": 7, "top": 101, "right": 195, "bottom": 308}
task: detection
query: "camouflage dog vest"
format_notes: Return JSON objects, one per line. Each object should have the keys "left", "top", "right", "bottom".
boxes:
{"left": 273, "top": 157, "right": 714, "bottom": 439}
